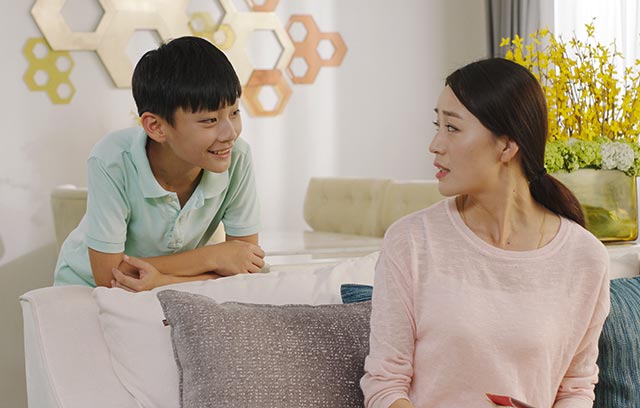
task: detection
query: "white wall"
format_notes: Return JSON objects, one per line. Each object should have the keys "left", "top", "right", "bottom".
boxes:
{"left": 0, "top": 1, "right": 487, "bottom": 406}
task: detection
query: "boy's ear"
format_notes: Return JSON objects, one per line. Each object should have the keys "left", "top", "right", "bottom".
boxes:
{"left": 498, "top": 137, "right": 519, "bottom": 163}
{"left": 140, "top": 112, "right": 167, "bottom": 143}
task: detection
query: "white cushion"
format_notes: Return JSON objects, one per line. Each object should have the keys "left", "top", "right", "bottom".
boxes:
{"left": 607, "top": 248, "right": 640, "bottom": 279}
{"left": 20, "top": 285, "right": 137, "bottom": 408}
{"left": 94, "top": 251, "right": 379, "bottom": 408}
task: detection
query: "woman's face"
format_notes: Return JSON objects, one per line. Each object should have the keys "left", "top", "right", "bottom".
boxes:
{"left": 429, "top": 86, "right": 508, "bottom": 197}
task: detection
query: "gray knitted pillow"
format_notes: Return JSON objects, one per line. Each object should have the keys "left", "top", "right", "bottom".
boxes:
{"left": 156, "top": 289, "right": 371, "bottom": 408}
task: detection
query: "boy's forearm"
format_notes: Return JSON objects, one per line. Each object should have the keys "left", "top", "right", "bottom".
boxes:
{"left": 162, "top": 272, "right": 222, "bottom": 285}
{"left": 135, "top": 246, "right": 218, "bottom": 277}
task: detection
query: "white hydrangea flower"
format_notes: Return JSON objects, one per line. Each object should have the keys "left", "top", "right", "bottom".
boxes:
{"left": 601, "top": 142, "right": 634, "bottom": 171}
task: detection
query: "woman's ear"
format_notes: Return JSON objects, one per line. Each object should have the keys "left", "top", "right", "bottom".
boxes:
{"left": 140, "top": 112, "right": 166, "bottom": 143}
{"left": 499, "top": 137, "right": 520, "bottom": 163}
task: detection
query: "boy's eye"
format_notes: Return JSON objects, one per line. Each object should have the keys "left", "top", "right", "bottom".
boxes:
{"left": 232, "top": 109, "right": 241, "bottom": 116}
{"left": 202, "top": 118, "right": 217, "bottom": 124}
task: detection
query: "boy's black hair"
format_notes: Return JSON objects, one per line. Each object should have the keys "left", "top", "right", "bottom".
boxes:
{"left": 132, "top": 36, "right": 242, "bottom": 126}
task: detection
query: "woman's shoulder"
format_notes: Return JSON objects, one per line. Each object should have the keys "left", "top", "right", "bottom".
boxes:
{"left": 558, "top": 217, "right": 609, "bottom": 275}
{"left": 562, "top": 218, "right": 608, "bottom": 254}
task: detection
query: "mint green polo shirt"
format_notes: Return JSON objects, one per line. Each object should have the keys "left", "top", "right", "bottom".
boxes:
{"left": 54, "top": 126, "right": 260, "bottom": 287}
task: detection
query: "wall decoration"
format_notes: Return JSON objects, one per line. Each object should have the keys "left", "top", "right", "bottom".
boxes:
{"left": 23, "top": 37, "right": 75, "bottom": 104}
{"left": 243, "top": 69, "right": 291, "bottom": 116}
{"left": 285, "top": 15, "right": 347, "bottom": 84}
{"left": 25, "top": 0, "right": 347, "bottom": 116}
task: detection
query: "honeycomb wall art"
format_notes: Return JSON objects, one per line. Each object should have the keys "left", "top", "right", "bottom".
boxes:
{"left": 24, "top": 0, "right": 347, "bottom": 116}
{"left": 23, "top": 37, "right": 75, "bottom": 104}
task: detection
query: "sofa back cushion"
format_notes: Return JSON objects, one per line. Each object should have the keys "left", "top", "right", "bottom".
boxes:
{"left": 594, "top": 275, "right": 640, "bottom": 407}
{"left": 303, "top": 177, "right": 391, "bottom": 236}
{"left": 157, "top": 290, "right": 371, "bottom": 408}
{"left": 379, "top": 180, "right": 444, "bottom": 231}
{"left": 93, "top": 251, "right": 378, "bottom": 408}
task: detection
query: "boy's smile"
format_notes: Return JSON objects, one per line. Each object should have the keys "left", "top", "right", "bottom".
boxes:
{"left": 148, "top": 100, "right": 243, "bottom": 177}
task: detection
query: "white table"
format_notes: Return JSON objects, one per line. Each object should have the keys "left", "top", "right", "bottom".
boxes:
{"left": 259, "top": 230, "right": 382, "bottom": 271}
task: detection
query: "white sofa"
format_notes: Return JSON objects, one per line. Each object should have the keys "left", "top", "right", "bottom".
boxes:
{"left": 22, "top": 178, "right": 640, "bottom": 407}
{"left": 22, "top": 177, "right": 446, "bottom": 408}
{"left": 20, "top": 253, "right": 381, "bottom": 408}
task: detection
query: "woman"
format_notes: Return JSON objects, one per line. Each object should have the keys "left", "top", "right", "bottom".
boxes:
{"left": 360, "top": 58, "right": 610, "bottom": 408}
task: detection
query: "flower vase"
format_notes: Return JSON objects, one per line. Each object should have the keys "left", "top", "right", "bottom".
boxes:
{"left": 553, "top": 169, "right": 638, "bottom": 242}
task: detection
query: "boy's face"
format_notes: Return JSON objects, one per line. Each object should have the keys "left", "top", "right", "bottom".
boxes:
{"left": 162, "top": 100, "right": 242, "bottom": 174}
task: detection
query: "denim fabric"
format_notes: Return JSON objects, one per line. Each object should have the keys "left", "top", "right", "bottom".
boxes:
{"left": 594, "top": 276, "right": 640, "bottom": 408}
{"left": 341, "top": 284, "right": 373, "bottom": 304}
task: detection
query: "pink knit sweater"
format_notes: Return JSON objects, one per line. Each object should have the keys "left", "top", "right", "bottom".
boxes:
{"left": 361, "top": 198, "right": 610, "bottom": 408}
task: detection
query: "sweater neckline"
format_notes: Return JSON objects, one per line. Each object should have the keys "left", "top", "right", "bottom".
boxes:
{"left": 446, "top": 197, "right": 569, "bottom": 260}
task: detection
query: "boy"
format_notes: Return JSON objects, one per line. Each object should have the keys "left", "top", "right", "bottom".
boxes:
{"left": 54, "top": 36, "right": 264, "bottom": 291}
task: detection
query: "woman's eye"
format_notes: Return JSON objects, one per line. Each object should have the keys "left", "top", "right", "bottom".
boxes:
{"left": 432, "top": 121, "right": 440, "bottom": 129}
{"left": 446, "top": 125, "right": 457, "bottom": 132}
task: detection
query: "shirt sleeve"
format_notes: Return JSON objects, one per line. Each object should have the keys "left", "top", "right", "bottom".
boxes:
{"left": 361, "top": 229, "right": 417, "bottom": 408}
{"left": 85, "top": 156, "right": 130, "bottom": 253}
{"left": 553, "top": 268, "right": 611, "bottom": 408}
{"left": 219, "top": 143, "right": 260, "bottom": 237}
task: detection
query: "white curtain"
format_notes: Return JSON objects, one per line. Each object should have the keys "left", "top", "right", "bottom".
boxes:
{"left": 554, "top": 0, "right": 640, "bottom": 67}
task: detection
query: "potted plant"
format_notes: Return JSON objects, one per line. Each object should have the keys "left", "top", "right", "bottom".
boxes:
{"left": 501, "top": 22, "right": 640, "bottom": 241}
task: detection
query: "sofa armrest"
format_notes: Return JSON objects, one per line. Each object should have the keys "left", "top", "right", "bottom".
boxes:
{"left": 20, "top": 286, "right": 137, "bottom": 408}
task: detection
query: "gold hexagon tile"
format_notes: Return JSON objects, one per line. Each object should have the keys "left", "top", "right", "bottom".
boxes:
{"left": 189, "top": 13, "right": 235, "bottom": 50}
{"left": 31, "top": 0, "right": 115, "bottom": 50}
{"left": 243, "top": 69, "right": 291, "bottom": 116}
{"left": 189, "top": 11, "right": 217, "bottom": 34}
{"left": 220, "top": 10, "right": 294, "bottom": 85}
{"left": 95, "top": 0, "right": 192, "bottom": 87}
{"left": 23, "top": 37, "right": 76, "bottom": 104}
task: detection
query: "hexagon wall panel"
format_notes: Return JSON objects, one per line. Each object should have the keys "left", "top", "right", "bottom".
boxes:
{"left": 285, "top": 14, "right": 347, "bottom": 84}
{"left": 243, "top": 69, "right": 291, "bottom": 116}
{"left": 23, "top": 37, "right": 76, "bottom": 104}
{"left": 27, "top": 0, "right": 347, "bottom": 116}
{"left": 246, "top": 0, "right": 279, "bottom": 12}
{"left": 219, "top": 8, "right": 294, "bottom": 85}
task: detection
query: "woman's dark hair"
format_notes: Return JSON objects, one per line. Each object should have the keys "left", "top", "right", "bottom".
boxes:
{"left": 132, "top": 36, "right": 242, "bottom": 126}
{"left": 445, "top": 58, "right": 585, "bottom": 227}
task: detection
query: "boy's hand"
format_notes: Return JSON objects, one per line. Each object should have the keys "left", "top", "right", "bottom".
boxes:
{"left": 112, "top": 255, "right": 166, "bottom": 292}
{"left": 211, "top": 240, "right": 265, "bottom": 276}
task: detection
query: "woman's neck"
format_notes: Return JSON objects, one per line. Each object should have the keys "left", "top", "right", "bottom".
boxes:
{"left": 457, "top": 180, "right": 555, "bottom": 251}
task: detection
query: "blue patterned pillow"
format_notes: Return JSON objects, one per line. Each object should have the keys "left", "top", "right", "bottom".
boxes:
{"left": 341, "top": 284, "right": 373, "bottom": 304}
{"left": 594, "top": 276, "right": 640, "bottom": 408}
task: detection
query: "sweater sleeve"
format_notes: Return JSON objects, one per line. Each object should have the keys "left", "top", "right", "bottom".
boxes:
{"left": 361, "top": 231, "right": 417, "bottom": 408}
{"left": 553, "top": 269, "right": 611, "bottom": 408}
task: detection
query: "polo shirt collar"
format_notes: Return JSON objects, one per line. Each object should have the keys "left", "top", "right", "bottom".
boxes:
{"left": 131, "top": 128, "right": 170, "bottom": 198}
{"left": 199, "top": 168, "right": 229, "bottom": 200}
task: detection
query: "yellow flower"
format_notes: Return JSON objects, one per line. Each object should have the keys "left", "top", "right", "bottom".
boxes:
{"left": 512, "top": 34, "right": 524, "bottom": 48}
{"left": 500, "top": 20, "right": 640, "bottom": 147}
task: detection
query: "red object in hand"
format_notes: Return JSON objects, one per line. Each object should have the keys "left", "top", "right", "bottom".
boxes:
{"left": 486, "top": 393, "right": 536, "bottom": 408}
